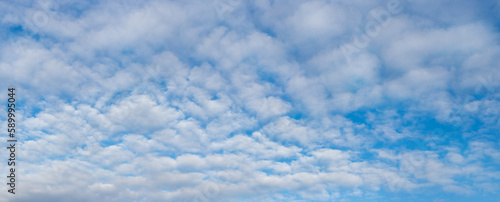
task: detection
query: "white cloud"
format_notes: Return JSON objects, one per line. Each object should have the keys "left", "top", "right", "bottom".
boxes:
{"left": 1, "top": 0, "right": 499, "bottom": 201}
{"left": 107, "top": 94, "right": 184, "bottom": 132}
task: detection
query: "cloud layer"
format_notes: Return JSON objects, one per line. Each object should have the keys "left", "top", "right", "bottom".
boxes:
{"left": 0, "top": 0, "right": 499, "bottom": 201}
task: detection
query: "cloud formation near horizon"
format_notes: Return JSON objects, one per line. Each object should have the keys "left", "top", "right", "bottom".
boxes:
{"left": 0, "top": 0, "right": 500, "bottom": 201}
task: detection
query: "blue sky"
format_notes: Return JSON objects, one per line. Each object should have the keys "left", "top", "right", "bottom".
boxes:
{"left": 0, "top": 0, "right": 500, "bottom": 201}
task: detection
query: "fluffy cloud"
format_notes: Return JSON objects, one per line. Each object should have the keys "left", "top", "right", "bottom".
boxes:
{"left": 0, "top": 0, "right": 499, "bottom": 201}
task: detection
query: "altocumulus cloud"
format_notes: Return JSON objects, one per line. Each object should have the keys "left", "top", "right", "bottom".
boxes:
{"left": 0, "top": 0, "right": 500, "bottom": 201}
